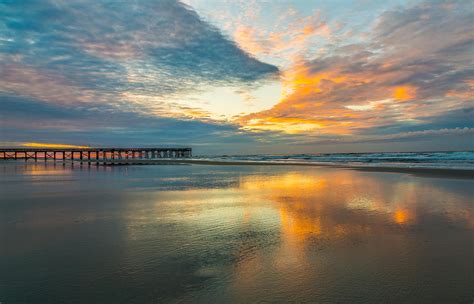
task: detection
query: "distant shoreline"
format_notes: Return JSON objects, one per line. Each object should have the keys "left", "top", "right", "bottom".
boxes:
{"left": 102, "top": 159, "right": 474, "bottom": 179}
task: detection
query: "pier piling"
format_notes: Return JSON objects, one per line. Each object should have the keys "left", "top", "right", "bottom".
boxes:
{"left": 0, "top": 147, "right": 192, "bottom": 165}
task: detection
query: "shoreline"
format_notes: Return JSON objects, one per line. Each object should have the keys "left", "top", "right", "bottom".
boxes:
{"left": 2, "top": 158, "right": 473, "bottom": 179}
{"left": 103, "top": 159, "right": 474, "bottom": 179}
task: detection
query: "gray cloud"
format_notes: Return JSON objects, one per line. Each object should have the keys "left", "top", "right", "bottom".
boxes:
{"left": 0, "top": 0, "right": 278, "bottom": 101}
{"left": 0, "top": 93, "right": 270, "bottom": 154}
{"left": 0, "top": 0, "right": 281, "bottom": 153}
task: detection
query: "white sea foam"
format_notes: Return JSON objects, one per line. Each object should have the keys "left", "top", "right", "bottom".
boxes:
{"left": 197, "top": 151, "right": 474, "bottom": 170}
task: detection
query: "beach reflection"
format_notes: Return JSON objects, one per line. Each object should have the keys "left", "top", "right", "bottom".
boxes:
{"left": 2, "top": 164, "right": 473, "bottom": 303}
{"left": 238, "top": 169, "right": 471, "bottom": 232}
{"left": 118, "top": 167, "right": 473, "bottom": 302}
{"left": 225, "top": 169, "right": 473, "bottom": 302}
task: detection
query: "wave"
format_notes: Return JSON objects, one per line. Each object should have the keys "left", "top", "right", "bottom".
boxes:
{"left": 196, "top": 151, "right": 474, "bottom": 170}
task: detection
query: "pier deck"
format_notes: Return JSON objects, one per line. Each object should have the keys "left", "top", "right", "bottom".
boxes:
{"left": 0, "top": 147, "right": 192, "bottom": 165}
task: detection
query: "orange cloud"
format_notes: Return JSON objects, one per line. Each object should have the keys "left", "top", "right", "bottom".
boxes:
{"left": 232, "top": 1, "right": 473, "bottom": 139}
{"left": 282, "top": 64, "right": 346, "bottom": 96}
{"left": 236, "top": 45, "right": 464, "bottom": 137}
{"left": 393, "top": 86, "right": 416, "bottom": 101}
{"left": 237, "top": 64, "right": 373, "bottom": 135}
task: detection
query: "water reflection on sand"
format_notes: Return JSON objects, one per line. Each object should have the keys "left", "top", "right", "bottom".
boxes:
{"left": 1, "top": 163, "right": 473, "bottom": 303}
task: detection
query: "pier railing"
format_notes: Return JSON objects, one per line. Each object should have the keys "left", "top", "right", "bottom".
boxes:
{"left": 0, "top": 147, "right": 192, "bottom": 165}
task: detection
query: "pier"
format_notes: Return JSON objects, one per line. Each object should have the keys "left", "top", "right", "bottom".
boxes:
{"left": 0, "top": 147, "right": 192, "bottom": 165}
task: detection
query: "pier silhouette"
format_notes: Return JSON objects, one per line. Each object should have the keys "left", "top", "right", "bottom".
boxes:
{"left": 0, "top": 147, "right": 192, "bottom": 165}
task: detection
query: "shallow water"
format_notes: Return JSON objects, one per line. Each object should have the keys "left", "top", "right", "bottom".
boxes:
{"left": 1, "top": 163, "right": 473, "bottom": 303}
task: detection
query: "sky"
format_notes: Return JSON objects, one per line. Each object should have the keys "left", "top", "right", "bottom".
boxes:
{"left": 0, "top": 0, "right": 473, "bottom": 154}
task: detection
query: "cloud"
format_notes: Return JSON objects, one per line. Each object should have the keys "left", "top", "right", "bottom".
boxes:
{"left": 0, "top": 0, "right": 278, "bottom": 107}
{"left": 238, "top": 1, "right": 473, "bottom": 143}
{"left": 0, "top": 0, "right": 283, "bottom": 152}
{"left": 2, "top": 89, "right": 317, "bottom": 155}
{"left": 297, "top": 127, "right": 474, "bottom": 145}
{"left": 0, "top": 93, "right": 274, "bottom": 154}
{"left": 0, "top": 0, "right": 472, "bottom": 153}
{"left": 232, "top": 8, "right": 333, "bottom": 64}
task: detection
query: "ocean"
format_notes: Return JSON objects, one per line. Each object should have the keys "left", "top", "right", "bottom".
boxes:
{"left": 198, "top": 151, "right": 474, "bottom": 169}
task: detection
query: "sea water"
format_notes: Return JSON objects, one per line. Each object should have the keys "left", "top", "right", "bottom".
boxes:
{"left": 199, "top": 151, "right": 474, "bottom": 169}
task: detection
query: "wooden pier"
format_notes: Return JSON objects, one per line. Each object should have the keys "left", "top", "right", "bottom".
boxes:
{"left": 0, "top": 147, "right": 192, "bottom": 165}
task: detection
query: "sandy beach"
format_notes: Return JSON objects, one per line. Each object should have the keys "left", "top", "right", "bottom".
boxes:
{"left": 3, "top": 0, "right": 473, "bottom": 302}
{"left": 1, "top": 162, "right": 473, "bottom": 303}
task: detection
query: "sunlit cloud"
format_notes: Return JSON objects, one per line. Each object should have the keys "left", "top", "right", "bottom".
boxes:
{"left": 345, "top": 99, "right": 394, "bottom": 112}
{"left": 236, "top": 1, "right": 473, "bottom": 144}
{"left": 0, "top": 0, "right": 472, "bottom": 153}
{"left": 393, "top": 86, "right": 416, "bottom": 101}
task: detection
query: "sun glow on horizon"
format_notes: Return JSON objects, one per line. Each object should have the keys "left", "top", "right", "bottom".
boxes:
{"left": 21, "top": 143, "right": 90, "bottom": 149}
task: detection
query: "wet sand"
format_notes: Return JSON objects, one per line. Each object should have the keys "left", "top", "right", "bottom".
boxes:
{"left": 1, "top": 162, "right": 473, "bottom": 303}
{"left": 103, "top": 158, "right": 474, "bottom": 179}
